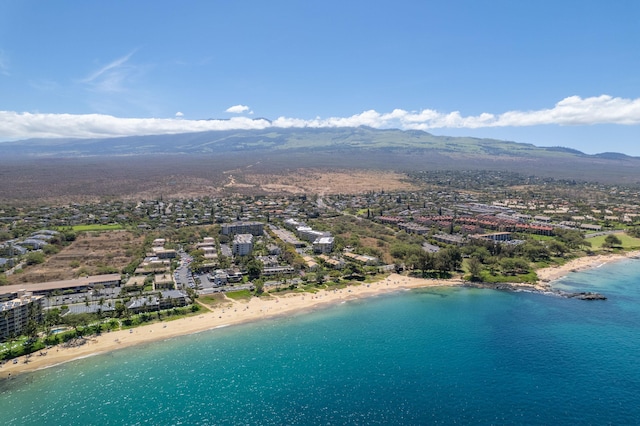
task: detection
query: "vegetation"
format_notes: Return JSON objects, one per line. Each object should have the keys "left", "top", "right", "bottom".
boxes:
{"left": 56, "top": 224, "right": 125, "bottom": 232}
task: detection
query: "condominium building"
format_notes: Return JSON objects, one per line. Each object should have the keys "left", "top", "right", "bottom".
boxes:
{"left": 0, "top": 291, "right": 43, "bottom": 342}
{"left": 313, "top": 236, "right": 335, "bottom": 254}
{"left": 221, "top": 221, "right": 264, "bottom": 236}
{"left": 232, "top": 234, "right": 254, "bottom": 256}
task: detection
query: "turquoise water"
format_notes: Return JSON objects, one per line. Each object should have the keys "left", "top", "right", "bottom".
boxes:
{"left": 1, "top": 260, "right": 640, "bottom": 425}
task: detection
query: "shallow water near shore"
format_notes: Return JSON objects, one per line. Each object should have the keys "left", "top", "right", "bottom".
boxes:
{"left": 2, "top": 260, "right": 640, "bottom": 425}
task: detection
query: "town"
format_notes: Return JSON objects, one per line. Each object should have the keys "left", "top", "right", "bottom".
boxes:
{"left": 2, "top": 169, "right": 640, "bottom": 360}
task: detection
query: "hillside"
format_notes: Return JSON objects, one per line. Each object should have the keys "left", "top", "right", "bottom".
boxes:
{"left": 0, "top": 127, "right": 599, "bottom": 159}
{"left": 1, "top": 127, "right": 640, "bottom": 203}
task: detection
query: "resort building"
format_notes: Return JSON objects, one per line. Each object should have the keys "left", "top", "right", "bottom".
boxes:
{"left": 221, "top": 221, "right": 264, "bottom": 236}
{"left": 152, "top": 248, "right": 177, "bottom": 259}
{"left": 0, "top": 274, "right": 122, "bottom": 302}
{"left": 126, "top": 290, "right": 191, "bottom": 314}
{"left": 232, "top": 234, "right": 254, "bottom": 256}
{"left": 313, "top": 236, "right": 335, "bottom": 254}
{"left": 296, "top": 226, "right": 330, "bottom": 244}
{"left": 433, "top": 234, "right": 465, "bottom": 246}
{"left": 472, "top": 232, "right": 513, "bottom": 242}
{"left": 0, "top": 291, "right": 44, "bottom": 342}
{"left": 343, "top": 252, "right": 379, "bottom": 266}
{"left": 154, "top": 273, "right": 175, "bottom": 291}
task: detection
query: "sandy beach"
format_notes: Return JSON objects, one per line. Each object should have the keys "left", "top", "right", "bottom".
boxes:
{"left": 3, "top": 251, "right": 640, "bottom": 380}
{"left": 535, "top": 250, "right": 640, "bottom": 283}
{"left": 0, "top": 274, "right": 462, "bottom": 379}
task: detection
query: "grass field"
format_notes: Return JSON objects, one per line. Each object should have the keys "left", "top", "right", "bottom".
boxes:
{"left": 56, "top": 224, "right": 125, "bottom": 232}
{"left": 198, "top": 293, "right": 230, "bottom": 308}
{"left": 225, "top": 289, "right": 253, "bottom": 301}
{"left": 588, "top": 233, "right": 640, "bottom": 250}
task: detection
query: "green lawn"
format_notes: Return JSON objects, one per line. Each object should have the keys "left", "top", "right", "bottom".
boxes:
{"left": 588, "top": 233, "right": 640, "bottom": 250}
{"left": 225, "top": 289, "right": 253, "bottom": 301}
{"left": 198, "top": 293, "right": 228, "bottom": 308}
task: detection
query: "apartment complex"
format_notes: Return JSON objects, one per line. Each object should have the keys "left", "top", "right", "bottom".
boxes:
{"left": 222, "top": 221, "right": 264, "bottom": 236}
{"left": 0, "top": 291, "right": 43, "bottom": 342}
{"left": 232, "top": 234, "right": 254, "bottom": 256}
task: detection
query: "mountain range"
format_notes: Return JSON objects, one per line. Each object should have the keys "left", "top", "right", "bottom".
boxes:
{"left": 1, "top": 127, "right": 639, "bottom": 184}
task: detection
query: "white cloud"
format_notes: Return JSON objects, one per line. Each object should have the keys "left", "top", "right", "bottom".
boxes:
{"left": 225, "top": 104, "right": 251, "bottom": 114}
{"left": 81, "top": 51, "right": 139, "bottom": 93}
{"left": 175, "top": 111, "right": 184, "bottom": 118}
{"left": 1, "top": 95, "right": 639, "bottom": 141}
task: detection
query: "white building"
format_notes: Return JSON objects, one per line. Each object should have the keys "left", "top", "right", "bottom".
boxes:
{"left": 232, "top": 234, "right": 253, "bottom": 256}
{"left": 313, "top": 236, "right": 335, "bottom": 254}
{"left": 222, "top": 221, "right": 264, "bottom": 236}
{"left": 0, "top": 291, "right": 43, "bottom": 342}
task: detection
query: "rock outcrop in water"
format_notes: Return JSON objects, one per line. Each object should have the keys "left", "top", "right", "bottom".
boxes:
{"left": 462, "top": 282, "right": 607, "bottom": 300}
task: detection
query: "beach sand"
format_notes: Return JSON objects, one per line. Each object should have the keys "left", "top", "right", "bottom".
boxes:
{"left": 4, "top": 251, "right": 640, "bottom": 380}
{"left": 0, "top": 274, "right": 461, "bottom": 379}
{"left": 535, "top": 250, "right": 640, "bottom": 283}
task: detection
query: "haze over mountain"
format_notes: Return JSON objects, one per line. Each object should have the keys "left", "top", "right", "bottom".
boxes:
{"left": 1, "top": 126, "right": 634, "bottom": 158}
{"left": 2, "top": 127, "right": 639, "bottom": 185}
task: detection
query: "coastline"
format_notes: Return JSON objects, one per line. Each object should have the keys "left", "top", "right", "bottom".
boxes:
{"left": 3, "top": 251, "right": 639, "bottom": 381}
{"left": 0, "top": 274, "right": 462, "bottom": 380}
{"left": 534, "top": 250, "right": 640, "bottom": 283}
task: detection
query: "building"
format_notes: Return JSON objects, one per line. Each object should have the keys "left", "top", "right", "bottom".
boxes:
{"left": 202, "top": 246, "right": 218, "bottom": 260}
{"left": 0, "top": 274, "right": 122, "bottom": 302}
{"left": 297, "top": 227, "right": 328, "bottom": 243}
{"left": 221, "top": 221, "right": 264, "bottom": 236}
{"left": 473, "top": 232, "right": 512, "bottom": 242}
{"left": 0, "top": 291, "right": 44, "bottom": 342}
{"left": 153, "top": 248, "right": 177, "bottom": 259}
{"left": 433, "top": 234, "right": 465, "bottom": 246}
{"left": 154, "top": 273, "right": 175, "bottom": 290}
{"left": 343, "top": 252, "right": 379, "bottom": 266}
{"left": 581, "top": 224, "right": 603, "bottom": 231}
{"left": 232, "top": 234, "right": 253, "bottom": 256}
{"left": 126, "top": 290, "right": 191, "bottom": 314}
{"left": 313, "top": 236, "right": 335, "bottom": 254}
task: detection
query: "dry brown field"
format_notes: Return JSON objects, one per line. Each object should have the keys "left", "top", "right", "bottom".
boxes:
{"left": 7, "top": 231, "right": 144, "bottom": 285}
{"left": 0, "top": 154, "right": 421, "bottom": 205}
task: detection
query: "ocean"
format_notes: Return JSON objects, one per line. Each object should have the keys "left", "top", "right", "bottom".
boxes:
{"left": 1, "top": 259, "right": 640, "bottom": 425}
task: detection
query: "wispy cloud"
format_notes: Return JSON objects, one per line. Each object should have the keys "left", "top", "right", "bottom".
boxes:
{"left": 225, "top": 104, "right": 252, "bottom": 114}
{"left": 81, "top": 51, "right": 138, "bottom": 92}
{"left": 1, "top": 95, "right": 639, "bottom": 141}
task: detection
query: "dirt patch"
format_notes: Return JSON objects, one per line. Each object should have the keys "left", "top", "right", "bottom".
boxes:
{"left": 244, "top": 169, "right": 420, "bottom": 195}
{"left": 7, "top": 231, "right": 144, "bottom": 284}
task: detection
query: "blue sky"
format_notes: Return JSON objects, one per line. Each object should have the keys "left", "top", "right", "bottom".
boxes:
{"left": 1, "top": 0, "right": 639, "bottom": 154}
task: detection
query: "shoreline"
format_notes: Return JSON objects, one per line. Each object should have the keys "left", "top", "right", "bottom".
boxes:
{"left": 0, "top": 274, "right": 462, "bottom": 380}
{"left": 3, "top": 251, "right": 639, "bottom": 381}
{"left": 534, "top": 250, "right": 640, "bottom": 283}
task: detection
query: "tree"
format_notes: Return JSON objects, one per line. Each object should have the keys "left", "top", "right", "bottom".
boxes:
{"left": 603, "top": 234, "right": 622, "bottom": 249}
{"left": 246, "top": 259, "right": 263, "bottom": 280}
{"left": 25, "top": 252, "right": 45, "bottom": 265}
{"left": 547, "top": 240, "right": 567, "bottom": 257}
{"left": 467, "top": 257, "right": 483, "bottom": 281}
{"left": 626, "top": 227, "right": 640, "bottom": 238}
{"left": 254, "top": 280, "right": 265, "bottom": 295}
